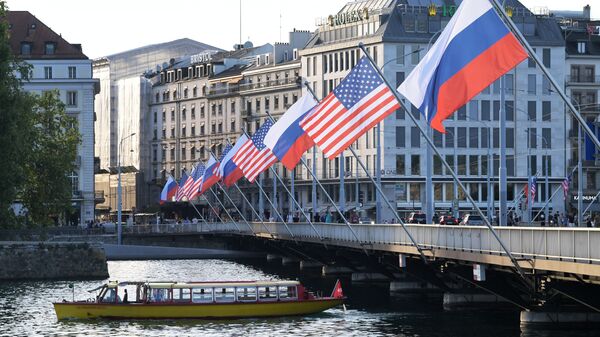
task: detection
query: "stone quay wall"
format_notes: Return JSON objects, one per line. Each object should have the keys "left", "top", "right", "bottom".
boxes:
{"left": 0, "top": 241, "right": 109, "bottom": 280}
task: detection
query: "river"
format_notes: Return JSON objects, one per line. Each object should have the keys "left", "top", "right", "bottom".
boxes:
{"left": 0, "top": 259, "right": 597, "bottom": 337}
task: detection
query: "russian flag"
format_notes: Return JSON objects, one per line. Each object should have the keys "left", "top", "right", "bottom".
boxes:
{"left": 198, "top": 155, "right": 221, "bottom": 196}
{"left": 398, "top": 0, "right": 528, "bottom": 133}
{"left": 264, "top": 94, "right": 318, "bottom": 170}
{"left": 218, "top": 135, "right": 247, "bottom": 187}
{"left": 159, "top": 175, "right": 177, "bottom": 204}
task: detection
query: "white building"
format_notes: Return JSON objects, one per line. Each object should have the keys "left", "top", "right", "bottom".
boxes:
{"left": 7, "top": 11, "right": 100, "bottom": 225}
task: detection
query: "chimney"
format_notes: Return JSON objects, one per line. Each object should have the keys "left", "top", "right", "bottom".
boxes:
{"left": 584, "top": 5, "right": 591, "bottom": 20}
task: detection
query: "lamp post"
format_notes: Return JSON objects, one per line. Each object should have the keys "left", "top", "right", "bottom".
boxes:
{"left": 117, "top": 132, "right": 136, "bottom": 245}
{"left": 445, "top": 129, "right": 458, "bottom": 218}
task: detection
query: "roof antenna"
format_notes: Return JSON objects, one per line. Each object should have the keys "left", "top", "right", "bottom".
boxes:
{"left": 239, "top": 0, "right": 242, "bottom": 45}
{"left": 279, "top": 11, "right": 282, "bottom": 42}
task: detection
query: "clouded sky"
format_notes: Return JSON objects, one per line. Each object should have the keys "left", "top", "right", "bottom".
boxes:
{"left": 7, "top": 0, "right": 599, "bottom": 59}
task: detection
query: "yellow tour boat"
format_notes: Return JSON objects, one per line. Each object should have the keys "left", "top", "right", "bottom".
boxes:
{"left": 53, "top": 279, "right": 344, "bottom": 320}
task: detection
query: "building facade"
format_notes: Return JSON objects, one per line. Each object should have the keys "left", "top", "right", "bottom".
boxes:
{"left": 7, "top": 11, "right": 99, "bottom": 225}
{"left": 558, "top": 5, "right": 600, "bottom": 214}
{"left": 93, "top": 39, "right": 220, "bottom": 218}
{"left": 298, "top": 0, "right": 567, "bottom": 222}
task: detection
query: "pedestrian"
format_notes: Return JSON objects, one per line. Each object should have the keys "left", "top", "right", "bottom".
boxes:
{"left": 325, "top": 211, "right": 332, "bottom": 223}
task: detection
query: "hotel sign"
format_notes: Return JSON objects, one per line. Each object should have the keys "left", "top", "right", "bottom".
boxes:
{"left": 190, "top": 51, "right": 214, "bottom": 65}
{"left": 328, "top": 8, "right": 369, "bottom": 26}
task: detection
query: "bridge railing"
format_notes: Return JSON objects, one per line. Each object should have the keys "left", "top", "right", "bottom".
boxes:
{"left": 125, "top": 222, "right": 600, "bottom": 265}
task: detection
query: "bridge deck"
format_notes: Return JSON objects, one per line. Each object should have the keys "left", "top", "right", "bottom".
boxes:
{"left": 124, "top": 222, "right": 600, "bottom": 278}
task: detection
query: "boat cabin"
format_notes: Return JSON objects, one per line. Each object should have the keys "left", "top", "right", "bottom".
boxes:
{"left": 95, "top": 280, "right": 306, "bottom": 304}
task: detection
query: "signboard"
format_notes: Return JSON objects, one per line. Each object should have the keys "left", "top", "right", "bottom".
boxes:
{"left": 587, "top": 25, "right": 600, "bottom": 35}
{"left": 328, "top": 8, "right": 369, "bottom": 26}
{"left": 572, "top": 194, "right": 599, "bottom": 202}
{"left": 190, "top": 51, "right": 215, "bottom": 65}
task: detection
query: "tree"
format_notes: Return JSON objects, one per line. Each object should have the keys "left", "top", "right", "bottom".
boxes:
{"left": 0, "top": 1, "right": 35, "bottom": 225}
{"left": 21, "top": 91, "right": 81, "bottom": 226}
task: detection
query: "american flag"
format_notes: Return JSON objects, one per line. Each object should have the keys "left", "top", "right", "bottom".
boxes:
{"left": 562, "top": 174, "right": 572, "bottom": 200}
{"left": 530, "top": 176, "right": 537, "bottom": 204}
{"left": 177, "top": 168, "right": 197, "bottom": 201}
{"left": 174, "top": 170, "right": 188, "bottom": 202}
{"left": 185, "top": 163, "right": 206, "bottom": 200}
{"left": 300, "top": 56, "right": 400, "bottom": 158}
{"left": 232, "top": 120, "right": 278, "bottom": 183}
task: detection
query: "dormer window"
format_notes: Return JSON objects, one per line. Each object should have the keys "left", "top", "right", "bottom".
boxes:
{"left": 20, "top": 42, "right": 32, "bottom": 55}
{"left": 45, "top": 42, "right": 56, "bottom": 55}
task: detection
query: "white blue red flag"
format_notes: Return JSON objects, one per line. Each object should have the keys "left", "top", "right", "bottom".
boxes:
{"left": 159, "top": 175, "right": 177, "bottom": 204}
{"left": 398, "top": 0, "right": 527, "bottom": 133}
{"left": 562, "top": 174, "right": 572, "bottom": 200}
{"left": 264, "top": 94, "right": 317, "bottom": 170}
{"left": 218, "top": 136, "right": 247, "bottom": 187}
{"left": 186, "top": 163, "right": 206, "bottom": 201}
{"left": 233, "top": 120, "right": 278, "bottom": 183}
{"left": 300, "top": 56, "right": 400, "bottom": 158}
{"left": 198, "top": 155, "right": 221, "bottom": 196}
{"left": 174, "top": 170, "right": 188, "bottom": 202}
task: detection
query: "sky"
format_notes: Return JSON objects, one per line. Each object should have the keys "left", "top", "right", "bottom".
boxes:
{"left": 6, "top": 0, "right": 600, "bottom": 59}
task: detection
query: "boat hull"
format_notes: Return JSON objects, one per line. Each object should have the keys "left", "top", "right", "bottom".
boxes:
{"left": 54, "top": 299, "right": 343, "bottom": 320}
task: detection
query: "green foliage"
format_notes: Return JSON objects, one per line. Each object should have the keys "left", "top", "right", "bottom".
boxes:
{"left": 0, "top": 1, "right": 82, "bottom": 227}
{"left": 21, "top": 91, "right": 81, "bottom": 226}
{"left": 0, "top": 1, "right": 35, "bottom": 225}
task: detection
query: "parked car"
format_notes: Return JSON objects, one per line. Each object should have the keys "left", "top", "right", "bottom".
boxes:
{"left": 407, "top": 212, "right": 427, "bottom": 224}
{"left": 439, "top": 215, "right": 458, "bottom": 225}
{"left": 460, "top": 214, "right": 484, "bottom": 226}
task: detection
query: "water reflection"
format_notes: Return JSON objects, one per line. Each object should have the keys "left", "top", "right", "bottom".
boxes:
{"left": 0, "top": 259, "right": 599, "bottom": 336}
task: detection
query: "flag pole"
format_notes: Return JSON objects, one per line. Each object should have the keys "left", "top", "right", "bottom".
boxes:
{"left": 224, "top": 138, "right": 295, "bottom": 240}
{"left": 263, "top": 111, "right": 365, "bottom": 248}
{"left": 201, "top": 194, "right": 237, "bottom": 231}
{"left": 312, "top": 147, "right": 317, "bottom": 221}
{"left": 357, "top": 42, "right": 530, "bottom": 285}
{"left": 304, "top": 82, "right": 428, "bottom": 263}
{"left": 490, "top": 0, "right": 600, "bottom": 149}
{"left": 499, "top": 75, "right": 508, "bottom": 226}
{"left": 208, "top": 148, "right": 272, "bottom": 236}
{"left": 340, "top": 151, "right": 346, "bottom": 214}
{"left": 187, "top": 200, "right": 208, "bottom": 229}
{"left": 273, "top": 167, "right": 279, "bottom": 221}
{"left": 240, "top": 129, "right": 324, "bottom": 241}
{"left": 208, "top": 186, "right": 255, "bottom": 235}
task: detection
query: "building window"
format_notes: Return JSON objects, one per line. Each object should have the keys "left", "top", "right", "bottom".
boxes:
{"left": 170, "top": 127, "right": 175, "bottom": 138}
{"left": 171, "top": 110, "right": 175, "bottom": 122}
{"left": 181, "top": 126, "right": 186, "bottom": 137}
{"left": 66, "top": 91, "right": 77, "bottom": 106}
{"left": 230, "top": 119, "right": 236, "bottom": 132}
{"left": 528, "top": 128, "right": 537, "bottom": 148}
{"left": 542, "top": 128, "right": 551, "bottom": 148}
{"left": 542, "top": 101, "right": 551, "bottom": 121}
{"left": 396, "top": 45, "right": 405, "bottom": 65}
{"left": 183, "top": 88, "right": 188, "bottom": 98}
{"left": 20, "top": 42, "right": 32, "bottom": 55}
{"left": 411, "top": 127, "right": 420, "bottom": 148}
{"left": 231, "top": 101, "right": 236, "bottom": 113}
{"left": 396, "top": 126, "right": 405, "bottom": 147}
{"left": 170, "top": 148, "right": 175, "bottom": 161}
{"left": 44, "top": 42, "right": 56, "bottom": 55}
{"left": 411, "top": 155, "right": 420, "bottom": 175}
{"left": 181, "top": 147, "right": 186, "bottom": 161}
{"left": 577, "top": 41, "right": 587, "bottom": 54}
{"left": 542, "top": 48, "right": 551, "bottom": 68}
{"left": 411, "top": 45, "right": 420, "bottom": 65}
{"left": 191, "top": 106, "right": 196, "bottom": 119}
{"left": 445, "top": 127, "right": 454, "bottom": 148}
{"left": 469, "top": 127, "right": 478, "bottom": 148}
{"left": 527, "top": 74, "right": 536, "bottom": 94}
{"left": 396, "top": 155, "right": 405, "bottom": 175}
{"left": 481, "top": 100, "right": 490, "bottom": 121}
{"left": 457, "top": 127, "right": 467, "bottom": 148}
{"left": 44, "top": 66, "right": 52, "bottom": 79}
{"left": 68, "top": 66, "right": 76, "bottom": 79}
{"left": 182, "top": 108, "right": 186, "bottom": 121}
{"left": 191, "top": 124, "right": 195, "bottom": 136}
{"left": 274, "top": 96, "right": 279, "bottom": 109}
{"left": 528, "top": 48, "right": 536, "bottom": 68}
{"left": 527, "top": 101, "right": 536, "bottom": 121}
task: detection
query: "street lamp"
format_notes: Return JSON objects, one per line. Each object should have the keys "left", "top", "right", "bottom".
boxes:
{"left": 117, "top": 132, "right": 136, "bottom": 245}
{"left": 445, "top": 129, "right": 459, "bottom": 218}
{"left": 525, "top": 130, "right": 550, "bottom": 225}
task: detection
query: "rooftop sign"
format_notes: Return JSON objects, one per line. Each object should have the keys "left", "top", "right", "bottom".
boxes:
{"left": 190, "top": 51, "right": 215, "bottom": 65}
{"left": 328, "top": 8, "right": 369, "bottom": 26}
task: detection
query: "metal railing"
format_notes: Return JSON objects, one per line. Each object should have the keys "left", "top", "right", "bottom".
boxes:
{"left": 116, "top": 223, "right": 600, "bottom": 266}
{"left": 566, "top": 75, "right": 600, "bottom": 84}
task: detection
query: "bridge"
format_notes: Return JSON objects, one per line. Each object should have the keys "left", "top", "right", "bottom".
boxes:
{"left": 37, "top": 222, "right": 600, "bottom": 325}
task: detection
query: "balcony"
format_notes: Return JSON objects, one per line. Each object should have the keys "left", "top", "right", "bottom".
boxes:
{"left": 566, "top": 75, "right": 600, "bottom": 85}
{"left": 568, "top": 159, "right": 600, "bottom": 169}
{"left": 207, "top": 85, "right": 240, "bottom": 97}
{"left": 239, "top": 77, "right": 301, "bottom": 93}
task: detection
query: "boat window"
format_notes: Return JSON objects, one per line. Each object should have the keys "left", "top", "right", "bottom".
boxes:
{"left": 236, "top": 287, "right": 257, "bottom": 302}
{"left": 101, "top": 288, "right": 118, "bottom": 303}
{"left": 258, "top": 286, "right": 278, "bottom": 301}
{"left": 192, "top": 288, "right": 213, "bottom": 303}
{"left": 172, "top": 288, "right": 191, "bottom": 303}
{"left": 214, "top": 287, "right": 235, "bottom": 302}
{"left": 278, "top": 286, "right": 297, "bottom": 300}
{"left": 148, "top": 288, "right": 168, "bottom": 302}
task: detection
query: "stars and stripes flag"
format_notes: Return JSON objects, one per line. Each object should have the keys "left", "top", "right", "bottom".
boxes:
{"left": 176, "top": 167, "right": 197, "bottom": 201}
{"left": 562, "top": 174, "right": 572, "bottom": 200}
{"left": 174, "top": 170, "right": 189, "bottom": 202}
{"left": 184, "top": 163, "right": 206, "bottom": 201}
{"left": 232, "top": 120, "right": 278, "bottom": 183}
{"left": 529, "top": 176, "right": 537, "bottom": 204}
{"left": 300, "top": 56, "right": 400, "bottom": 158}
